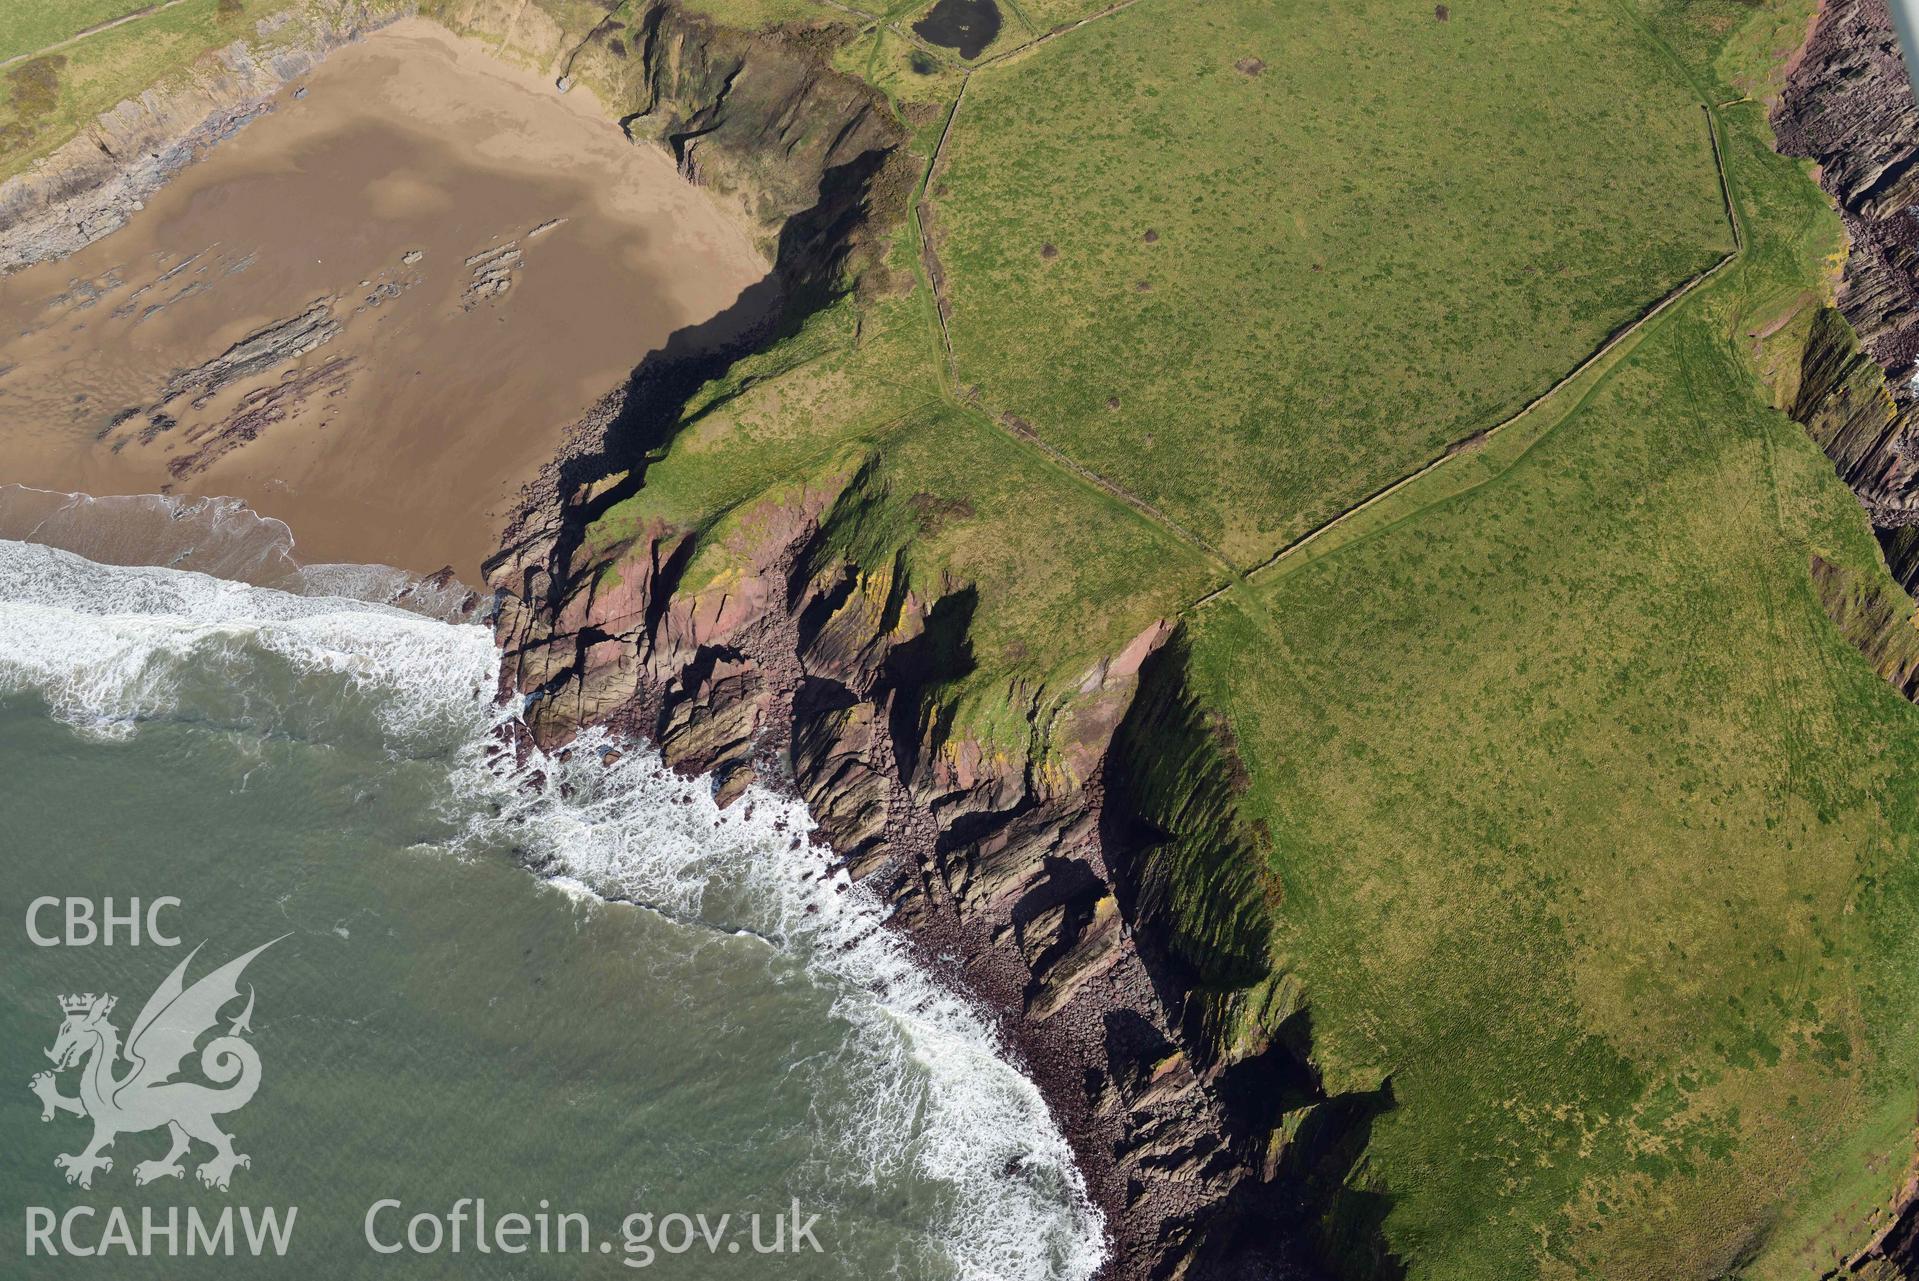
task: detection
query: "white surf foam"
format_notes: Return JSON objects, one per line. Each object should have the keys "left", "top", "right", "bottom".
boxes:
{"left": 0, "top": 541, "right": 494, "bottom": 743}
{"left": 0, "top": 487, "right": 482, "bottom": 622}
{"left": 0, "top": 539, "right": 1107, "bottom": 1281}
{"left": 451, "top": 730, "right": 1107, "bottom": 1281}
{"left": 0, "top": 485, "right": 303, "bottom": 585}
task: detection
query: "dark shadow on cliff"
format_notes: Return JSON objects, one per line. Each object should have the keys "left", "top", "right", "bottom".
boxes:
{"left": 485, "top": 145, "right": 895, "bottom": 611}
{"left": 1101, "top": 629, "right": 1275, "bottom": 993}
{"left": 881, "top": 585, "right": 978, "bottom": 789}
{"left": 1188, "top": 1067, "right": 1404, "bottom": 1281}
{"left": 1100, "top": 630, "right": 1405, "bottom": 1281}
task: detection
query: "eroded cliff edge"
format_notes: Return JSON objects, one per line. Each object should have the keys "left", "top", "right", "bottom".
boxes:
{"left": 1775, "top": 0, "right": 1919, "bottom": 563}
{"left": 1772, "top": 1, "right": 1919, "bottom": 730}
{"left": 476, "top": 5, "right": 1349, "bottom": 1278}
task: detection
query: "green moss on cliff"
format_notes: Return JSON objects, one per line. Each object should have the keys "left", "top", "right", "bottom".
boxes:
{"left": 1108, "top": 627, "right": 1277, "bottom": 989}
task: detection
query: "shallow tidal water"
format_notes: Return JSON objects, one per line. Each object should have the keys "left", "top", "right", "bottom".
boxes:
{"left": 0, "top": 542, "right": 1102, "bottom": 1279}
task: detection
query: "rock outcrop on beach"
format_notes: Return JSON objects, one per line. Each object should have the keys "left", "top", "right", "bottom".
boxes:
{"left": 433, "top": 0, "right": 904, "bottom": 288}
{"left": 0, "top": 2, "right": 405, "bottom": 275}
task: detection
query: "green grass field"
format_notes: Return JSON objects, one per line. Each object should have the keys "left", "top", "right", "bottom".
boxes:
{"left": 0, "top": 0, "right": 157, "bottom": 65}
{"left": 8, "top": 0, "right": 1919, "bottom": 1273}
{"left": 931, "top": 0, "right": 1735, "bottom": 565}
{"left": 1156, "top": 50, "right": 1919, "bottom": 1281}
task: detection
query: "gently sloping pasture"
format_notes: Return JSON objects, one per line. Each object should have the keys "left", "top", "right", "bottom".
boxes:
{"left": 1174, "top": 104, "right": 1919, "bottom": 1278}
{"left": 931, "top": 0, "right": 1735, "bottom": 565}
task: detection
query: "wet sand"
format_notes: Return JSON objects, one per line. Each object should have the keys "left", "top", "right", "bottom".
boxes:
{"left": 0, "top": 19, "right": 769, "bottom": 582}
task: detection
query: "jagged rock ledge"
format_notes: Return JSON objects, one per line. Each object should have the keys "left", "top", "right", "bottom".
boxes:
{"left": 475, "top": 5, "right": 1341, "bottom": 1277}
{"left": 489, "top": 457, "right": 1336, "bottom": 1279}
{"left": 1774, "top": 0, "right": 1919, "bottom": 542}
{"left": 1776, "top": 0, "right": 1919, "bottom": 389}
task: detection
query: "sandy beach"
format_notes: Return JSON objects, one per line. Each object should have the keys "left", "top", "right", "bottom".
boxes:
{"left": 0, "top": 18, "right": 769, "bottom": 582}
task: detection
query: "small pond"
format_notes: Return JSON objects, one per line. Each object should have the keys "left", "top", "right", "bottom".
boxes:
{"left": 913, "top": 0, "right": 1002, "bottom": 60}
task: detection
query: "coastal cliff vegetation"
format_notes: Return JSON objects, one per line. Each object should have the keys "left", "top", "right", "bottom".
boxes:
{"left": 13, "top": 0, "right": 1919, "bottom": 1276}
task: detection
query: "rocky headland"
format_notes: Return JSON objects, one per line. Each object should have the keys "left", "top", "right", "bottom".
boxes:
{"left": 2, "top": 1, "right": 1316, "bottom": 1274}
{"left": 470, "top": 3, "right": 1351, "bottom": 1278}
{"left": 13, "top": 0, "right": 1919, "bottom": 1276}
{"left": 468, "top": 1, "right": 1919, "bottom": 1277}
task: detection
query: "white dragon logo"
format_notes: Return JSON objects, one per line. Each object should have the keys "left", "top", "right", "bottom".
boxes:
{"left": 29, "top": 938, "right": 283, "bottom": 1191}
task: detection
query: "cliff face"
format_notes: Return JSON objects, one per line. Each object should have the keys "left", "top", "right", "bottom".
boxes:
{"left": 491, "top": 455, "right": 1305, "bottom": 1278}
{"left": 1810, "top": 552, "right": 1919, "bottom": 698}
{"left": 1784, "top": 305, "right": 1912, "bottom": 518}
{"left": 1774, "top": 0, "right": 1919, "bottom": 537}
{"left": 476, "top": 10, "right": 1320, "bottom": 1275}
{"left": 1776, "top": 0, "right": 1919, "bottom": 381}
{"left": 433, "top": 0, "right": 903, "bottom": 296}
{"left": 0, "top": 2, "right": 405, "bottom": 275}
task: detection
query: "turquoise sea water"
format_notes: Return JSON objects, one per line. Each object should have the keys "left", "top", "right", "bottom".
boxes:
{"left": 0, "top": 541, "right": 1102, "bottom": 1280}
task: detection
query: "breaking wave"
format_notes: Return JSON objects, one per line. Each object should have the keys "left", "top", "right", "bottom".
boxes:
{"left": 0, "top": 486, "right": 481, "bottom": 621}
{"left": 0, "top": 539, "right": 1105, "bottom": 1281}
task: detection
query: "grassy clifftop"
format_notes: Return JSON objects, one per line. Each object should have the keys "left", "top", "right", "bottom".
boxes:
{"left": 1156, "top": 10, "right": 1919, "bottom": 1274}
{"left": 13, "top": 0, "right": 1919, "bottom": 1274}
{"left": 932, "top": 0, "right": 1733, "bottom": 562}
{"left": 507, "top": 1, "right": 1919, "bottom": 1269}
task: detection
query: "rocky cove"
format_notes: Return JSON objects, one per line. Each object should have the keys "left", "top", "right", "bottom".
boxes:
{"left": 9, "top": 1, "right": 1919, "bottom": 1279}
{"left": 0, "top": 0, "right": 1333, "bottom": 1274}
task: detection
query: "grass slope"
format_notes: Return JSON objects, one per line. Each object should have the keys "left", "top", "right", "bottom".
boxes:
{"left": 8, "top": 0, "right": 1918, "bottom": 1273}
{"left": 931, "top": 0, "right": 1734, "bottom": 565}
{"left": 582, "top": 247, "right": 1215, "bottom": 743}
{"left": 1, "top": 0, "right": 159, "bottom": 65}
{"left": 1166, "top": 57, "right": 1919, "bottom": 1281}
